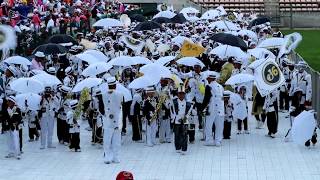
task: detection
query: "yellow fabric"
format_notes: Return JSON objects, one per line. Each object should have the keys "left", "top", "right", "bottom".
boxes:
{"left": 180, "top": 40, "right": 205, "bottom": 57}
{"left": 218, "top": 62, "right": 234, "bottom": 84}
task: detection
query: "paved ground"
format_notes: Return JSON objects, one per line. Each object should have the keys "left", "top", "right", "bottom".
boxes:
{"left": 1, "top": 107, "right": 320, "bottom": 180}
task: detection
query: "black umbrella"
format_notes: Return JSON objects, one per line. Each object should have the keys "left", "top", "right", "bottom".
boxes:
{"left": 47, "top": 34, "right": 78, "bottom": 45}
{"left": 210, "top": 33, "right": 248, "bottom": 51}
{"left": 152, "top": 17, "right": 172, "bottom": 24}
{"left": 171, "top": 13, "right": 187, "bottom": 24}
{"left": 130, "top": 14, "right": 146, "bottom": 22}
{"left": 32, "top": 43, "right": 68, "bottom": 55}
{"left": 249, "top": 17, "right": 271, "bottom": 28}
{"left": 133, "top": 21, "right": 163, "bottom": 31}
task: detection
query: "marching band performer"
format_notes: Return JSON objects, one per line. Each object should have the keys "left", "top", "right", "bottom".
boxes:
{"left": 25, "top": 109, "right": 39, "bottom": 142}
{"left": 223, "top": 92, "right": 233, "bottom": 139}
{"left": 98, "top": 77, "right": 124, "bottom": 164}
{"left": 201, "top": 72, "right": 225, "bottom": 146}
{"left": 172, "top": 86, "right": 192, "bottom": 155}
{"left": 263, "top": 90, "right": 279, "bottom": 138}
{"left": 142, "top": 87, "right": 158, "bottom": 147}
{"left": 57, "top": 86, "right": 72, "bottom": 145}
{"left": 130, "top": 88, "right": 143, "bottom": 142}
{"left": 279, "top": 59, "right": 294, "bottom": 112}
{"left": 234, "top": 86, "right": 249, "bottom": 134}
{"left": 67, "top": 100, "right": 81, "bottom": 152}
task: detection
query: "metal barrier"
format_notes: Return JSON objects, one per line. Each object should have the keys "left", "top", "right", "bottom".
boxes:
{"left": 292, "top": 52, "right": 320, "bottom": 120}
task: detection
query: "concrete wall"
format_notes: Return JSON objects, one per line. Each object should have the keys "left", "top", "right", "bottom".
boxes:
{"left": 281, "top": 12, "right": 320, "bottom": 28}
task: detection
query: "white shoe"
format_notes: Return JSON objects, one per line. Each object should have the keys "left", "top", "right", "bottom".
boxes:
{"left": 180, "top": 151, "right": 186, "bottom": 155}
{"left": 215, "top": 142, "right": 221, "bottom": 147}
{"left": 47, "top": 145, "right": 56, "bottom": 148}
{"left": 204, "top": 142, "right": 215, "bottom": 146}
{"left": 244, "top": 130, "right": 250, "bottom": 134}
{"left": 176, "top": 150, "right": 181, "bottom": 153}
{"left": 112, "top": 159, "right": 120, "bottom": 163}
{"left": 40, "top": 146, "right": 45, "bottom": 150}
{"left": 237, "top": 131, "right": 242, "bottom": 135}
{"left": 85, "top": 127, "right": 92, "bottom": 131}
{"left": 16, "top": 155, "right": 21, "bottom": 160}
{"left": 270, "top": 133, "right": 276, "bottom": 138}
{"left": 5, "top": 153, "right": 14, "bottom": 158}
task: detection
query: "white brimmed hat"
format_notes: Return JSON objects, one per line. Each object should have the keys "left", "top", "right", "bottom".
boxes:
{"left": 69, "top": 100, "right": 78, "bottom": 109}
{"left": 35, "top": 51, "right": 45, "bottom": 58}
{"left": 107, "top": 77, "right": 116, "bottom": 86}
{"left": 6, "top": 96, "right": 16, "bottom": 103}
{"left": 145, "top": 86, "right": 155, "bottom": 93}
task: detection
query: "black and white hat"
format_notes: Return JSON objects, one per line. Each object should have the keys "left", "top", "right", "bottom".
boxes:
{"left": 145, "top": 86, "right": 155, "bottom": 93}
{"left": 6, "top": 96, "right": 16, "bottom": 103}
{"left": 69, "top": 100, "right": 78, "bottom": 109}
{"left": 107, "top": 77, "right": 116, "bottom": 86}
{"left": 35, "top": 51, "right": 45, "bottom": 58}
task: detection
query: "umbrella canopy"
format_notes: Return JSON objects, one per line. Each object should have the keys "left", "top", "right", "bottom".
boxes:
{"left": 140, "top": 63, "right": 171, "bottom": 78}
{"left": 3, "top": 56, "right": 31, "bottom": 69}
{"left": 249, "top": 17, "right": 270, "bottom": 28}
{"left": 93, "top": 18, "right": 123, "bottom": 28}
{"left": 128, "top": 76, "right": 160, "bottom": 89}
{"left": 201, "top": 9, "right": 220, "bottom": 20}
{"left": 209, "top": 21, "right": 240, "bottom": 31}
{"left": 180, "top": 7, "right": 200, "bottom": 14}
{"left": 155, "top": 56, "right": 176, "bottom": 66}
{"left": 72, "top": 78, "right": 102, "bottom": 92}
{"left": 10, "top": 78, "right": 44, "bottom": 94}
{"left": 82, "top": 62, "right": 112, "bottom": 77}
{"left": 153, "top": 10, "right": 176, "bottom": 19}
{"left": 210, "top": 45, "right": 249, "bottom": 60}
{"left": 109, "top": 56, "right": 136, "bottom": 67}
{"left": 177, "top": 57, "right": 205, "bottom": 68}
{"left": 171, "top": 36, "right": 192, "bottom": 46}
{"left": 171, "top": 13, "right": 187, "bottom": 24}
{"left": 75, "top": 53, "right": 102, "bottom": 64}
{"left": 131, "top": 56, "right": 152, "bottom": 65}
{"left": 47, "top": 34, "right": 78, "bottom": 45}
{"left": 83, "top": 50, "right": 110, "bottom": 62}
{"left": 129, "top": 14, "right": 146, "bottom": 22}
{"left": 210, "top": 33, "right": 248, "bottom": 51}
{"left": 152, "top": 17, "right": 172, "bottom": 24}
{"left": 32, "top": 43, "right": 67, "bottom": 55}
{"left": 257, "top": 38, "right": 285, "bottom": 49}
{"left": 98, "top": 83, "right": 132, "bottom": 102}
{"left": 133, "top": 21, "right": 162, "bottom": 31}
{"left": 248, "top": 48, "right": 276, "bottom": 60}
{"left": 185, "top": 16, "right": 200, "bottom": 22}
{"left": 225, "top": 73, "right": 255, "bottom": 85}
{"left": 32, "top": 73, "right": 62, "bottom": 87}
{"left": 15, "top": 93, "right": 41, "bottom": 111}
{"left": 291, "top": 110, "right": 317, "bottom": 146}
{"left": 237, "top": 30, "right": 258, "bottom": 42}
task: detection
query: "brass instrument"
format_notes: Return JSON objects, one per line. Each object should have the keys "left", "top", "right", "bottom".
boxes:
{"left": 181, "top": 102, "right": 195, "bottom": 124}
{"left": 149, "top": 90, "right": 169, "bottom": 123}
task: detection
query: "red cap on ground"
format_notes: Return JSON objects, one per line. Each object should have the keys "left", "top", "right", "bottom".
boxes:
{"left": 116, "top": 171, "right": 134, "bottom": 180}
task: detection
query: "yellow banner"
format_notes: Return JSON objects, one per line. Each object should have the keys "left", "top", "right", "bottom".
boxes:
{"left": 180, "top": 40, "right": 205, "bottom": 57}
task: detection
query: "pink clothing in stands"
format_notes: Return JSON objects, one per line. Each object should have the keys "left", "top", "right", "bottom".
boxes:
{"left": 31, "top": 59, "right": 44, "bottom": 70}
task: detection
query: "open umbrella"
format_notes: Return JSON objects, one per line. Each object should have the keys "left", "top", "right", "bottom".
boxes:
{"left": 32, "top": 43, "right": 67, "bottom": 55}
{"left": 82, "top": 62, "right": 112, "bottom": 77}
{"left": 83, "top": 50, "right": 110, "bottom": 62}
{"left": 153, "top": 10, "right": 176, "bottom": 19}
{"left": 249, "top": 17, "right": 270, "bottom": 28}
{"left": 72, "top": 78, "right": 102, "bottom": 92}
{"left": 10, "top": 78, "right": 44, "bottom": 94}
{"left": 131, "top": 56, "right": 152, "bottom": 65}
{"left": 225, "top": 73, "right": 255, "bottom": 85}
{"left": 248, "top": 48, "right": 276, "bottom": 60}
{"left": 171, "top": 13, "right": 187, "bottom": 24}
{"left": 172, "top": 36, "right": 192, "bottom": 46}
{"left": 155, "top": 56, "right": 176, "bottom": 66}
{"left": 177, "top": 57, "right": 205, "bottom": 68}
{"left": 109, "top": 56, "right": 136, "bottom": 67}
{"left": 75, "top": 53, "right": 102, "bottom": 64}
{"left": 128, "top": 76, "right": 160, "bottom": 89}
{"left": 140, "top": 63, "right": 171, "bottom": 78}
{"left": 152, "top": 17, "right": 172, "bottom": 24}
{"left": 98, "top": 83, "right": 132, "bottom": 102}
{"left": 257, "top": 38, "right": 285, "bottom": 49}
{"left": 237, "top": 30, "right": 258, "bottom": 42}
{"left": 201, "top": 9, "right": 220, "bottom": 20}
{"left": 3, "top": 56, "right": 32, "bottom": 69}
{"left": 185, "top": 16, "right": 200, "bottom": 22}
{"left": 15, "top": 93, "right": 41, "bottom": 111}
{"left": 180, "top": 7, "right": 199, "bottom": 14}
{"left": 209, "top": 21, "right": 240, "bottom": 31}
{"left": 210, "top": 45, "right": 249, "bottom": 60}
{"left": 133, "top": 21, "right": 162, "bottom": 31}
{"left": 47, "top": 34, "right": 78, "bottom": 45}
{"left": 291, "top": 110, "right": 317, "bottom": 146}
{"left": 130, "top": 14, "right": 146, "bottom": 22}
{"left": 32, "top": 73, "right": 62, "bottom": 87}
{"left": 93, "top": 18, "right": 123, "bottom": 28}
{"left": 210, "top": 33, "right": 248, "bottom": 51}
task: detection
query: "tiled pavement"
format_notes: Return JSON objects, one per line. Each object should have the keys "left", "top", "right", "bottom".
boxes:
{"left": 1, "top": 107, "right": 320, "bottom": 180}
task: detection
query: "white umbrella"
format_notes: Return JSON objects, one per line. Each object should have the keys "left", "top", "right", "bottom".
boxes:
{"left": 3, "top": 56, "right": 31, "bottom": 69}
{"left": 225, "top": 73, "right": 255, "bottom": 85}
{"left": 128, "top": 76, "right": 160, "bottom": 89}
{"left": 98, "top": 83, "right": 132, "bottom": 102}
{"left": 177, "top": 57, "right": 205, "bottom": 68}
{"left": 75, "top": 53, "right": 102, "bottom": 64}
{"left": 171, "top": 36, "right": 192, "bottom": 45}
{"left": 210, "top": 45, "right": 249, "bottom": 60}
{"left": 185, "top": 16, "right": 200, "bottom": 22}
{"left": 109, "top": 56, "right": 136, "bottom": 67}
{"left": 155, "top": 56, "right": 176, "bottom": 66}
{"left": 131, "top": 56, "right": 152, "bottom": 65}
{"left": 257, "top": 38, "right": 285, "bottom": 49}
{"left": 209, "top": 21, "right": 240, "bottom": 31}
{"left": 291, "top": 110, "right": 317, "bottom": 146}
{"left": 10, "top": 78, "right": 44, "bottom": 94}
{"left": 248, "top": 48, "right": 276, "bottom": 60}
{"left": 82, "top": 62, "right": 112, "bottom": 77}
{"left": 201, "top": 9, "right": 220, "bottom": 20}
{"left": 140, "top": 63, "right": 172, "bottom": 78}
{"left": 84, "top": 50, "right": 110, "bottom": 62}
{"left": 93, "top": 18, "right": 123, "bottom": 28}
{"left": 32, "top": 73, "right": 62, "bottom": 87}
{"left": 237, "top": 30, "right": 258, "bottom": 42}
{"left": 153, "top": 10, "right": 176, "bottom": 19}
{"left": 72, "top": 78, "right": 102, "bottom": 92}
{"left": 15, "top": 93, "right": 41, "bottom": 111}
{"left": 180, "top": 7, "right": 200, "bottom": 14}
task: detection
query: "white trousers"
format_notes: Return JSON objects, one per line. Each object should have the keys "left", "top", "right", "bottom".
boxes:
{"left": 159, "top": 119, "right": 171, "bottom": 142}
{"left": 103, "top": 128, "right": 121, "bottom": 162}
{"left": 146, "top": 121, "right": 157, "bottom": 146}
{"left": 205, "top": 115, "right": 224, "bottom": 144}
{"left": 40, "top": 116, "right": 55, "bottom": 147}
{"left": 6, "top": 130, "right": 19, "bottom": 156}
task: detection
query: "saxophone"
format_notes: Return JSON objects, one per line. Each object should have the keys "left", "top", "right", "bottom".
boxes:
{"left": 149, "top": 92, "right": 168, "bottom": 123}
